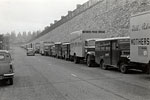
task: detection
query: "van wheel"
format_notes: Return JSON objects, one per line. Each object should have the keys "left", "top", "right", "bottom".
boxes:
{"left": 141, "top": 67, "right": 147, "bottom": 73}
{"left": 9, "top": 78, "right": 13, "bottom": 85}
{"left": 64, "top": 56, "right": 67, "bottom": 60}
{"left": 120, "top": 63, "right": 128, "bottom": 74}
{"left": 87, "top": 55, "right": 92, "bottom": 67}
{"left": 100, "top": 61, "right": 107, "bottom": 70}
{"left": 6, "top": 78, "right": 13, "bottom": 85}
{"left": 74, "top": 55, "right": 79, "bottom": 64}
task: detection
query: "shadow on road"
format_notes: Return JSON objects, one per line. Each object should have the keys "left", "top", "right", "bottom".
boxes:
{"left": 0, "top": 80, "right": 8, "bottom": 87}
{"left": 142, "top": 76, "right": 150, "bottom": 80}
{"left": 102, "top": 67, "right": 144, "bottom": 74}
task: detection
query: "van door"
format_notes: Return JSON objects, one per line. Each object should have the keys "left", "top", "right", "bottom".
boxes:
{"left": 111, "top": 40, "right": 120, "bottom": 66}
{"left": 103, "top": 41, "right": 111, "bottom": 65}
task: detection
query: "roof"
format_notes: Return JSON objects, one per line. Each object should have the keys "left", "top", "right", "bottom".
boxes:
{"left": 96, "top": 37, "right": 130, "bottom": 42}
{"left": 55, "top": 42, "right": 61, "bottom": 44}
{"left": 27, "top": 48, "right": 33, "bottom": 49}
{"left": 131, "top": 10, "right": 150, "bottom": 18}
{"left": 62, "top": 42, "right": 70, "bottom": 45}
{"left": 0, "top": 50, "right": 9, "bottom": 53}
{"left": 44, "top": 43, "right": 54, "bottom": 46}
{"left": 86, "top": 38, "right": 101, "bottom": 41}
{"left": 70, "top": 30, "right": 82, "bottom": 35}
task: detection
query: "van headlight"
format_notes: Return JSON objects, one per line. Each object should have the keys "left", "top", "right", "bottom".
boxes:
{"left": 127, "top": 55, "right": 130, "bottom": 59}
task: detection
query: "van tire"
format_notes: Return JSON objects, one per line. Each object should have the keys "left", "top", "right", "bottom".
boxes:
{"left": 87, "top": 55, "right": 92, "bottom": 67}
{"left": 6, "top": 78, "right": 13, "bottom": 85}
{"left": 141, "top": 67, "right": 147, "bottom": 73}
{"left": 9, "top": 78, "right": 13, "bottom": 85}
{"left": 74, "top": 55, "right": 79, "bottom": 64}
{"left": 100, "top": 60, "right": 107, "bottom": 70}
{"left": 120, "top": 63, "right": 128, "bottom": 74}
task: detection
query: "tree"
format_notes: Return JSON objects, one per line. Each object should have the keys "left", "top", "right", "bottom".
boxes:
{"left": 10, "top": 31, "right": 16, "bottom": 43}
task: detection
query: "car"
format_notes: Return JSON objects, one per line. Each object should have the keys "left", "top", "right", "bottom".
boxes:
{"left": 0, "top": 50, "right": 14, "bottom": 85}
{"left": 27, "top": 48, "right": 35, "bottom": 56}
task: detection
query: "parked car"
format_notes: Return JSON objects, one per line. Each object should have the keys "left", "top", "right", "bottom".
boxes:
{"left": 27, "top": 48, "right": 35, "bottom": 56}
{"left": 0, "top": 50, "right": 14, "bottom": 85}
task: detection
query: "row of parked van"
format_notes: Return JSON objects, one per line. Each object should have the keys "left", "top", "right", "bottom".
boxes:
{"left": 23, "top": 11, "right": 150, "bottom": 75}
{"left": 38, "top": 36, "right": 146, "bottom": 74}
{"left": 23, "top": 31, "right": 148, "bottom": 74}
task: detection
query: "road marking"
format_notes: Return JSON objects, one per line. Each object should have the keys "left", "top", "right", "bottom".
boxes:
{"left": 71, "top": 74, "right": 77, "bottom": 77}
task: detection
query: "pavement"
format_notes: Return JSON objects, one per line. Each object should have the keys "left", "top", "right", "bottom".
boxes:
{"left": 0, "top": 47, "right": 150, "bottom": 100}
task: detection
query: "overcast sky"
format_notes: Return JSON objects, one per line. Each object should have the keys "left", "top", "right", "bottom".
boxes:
{"left": 0, "top": 0, "right": 88, "bottom": 34}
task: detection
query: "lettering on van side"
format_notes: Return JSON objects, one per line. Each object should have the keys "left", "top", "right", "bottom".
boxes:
{"left": 132, "top": 23, "right": 150, "bottom": 32}
{"left": 142, "top": 23, "right": 150, "bottom": 30}
{"left": 130, "top": 38, "right": 149, "bottom": 45}
{"left": 132, "top": 25, "right": 140, "bottom": 31}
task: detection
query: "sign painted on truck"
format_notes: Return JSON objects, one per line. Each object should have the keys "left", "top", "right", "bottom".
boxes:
{"left": 130, "top": 11, "right": 150, "bottom": 63}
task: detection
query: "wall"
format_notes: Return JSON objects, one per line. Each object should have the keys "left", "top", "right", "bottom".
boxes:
{"left": 32, "top": 0, "right": 150, "bottom": 43}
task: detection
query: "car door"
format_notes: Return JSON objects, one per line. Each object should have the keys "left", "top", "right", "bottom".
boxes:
{"left": 0, "top": 53, "right": 10, "bottom": 75}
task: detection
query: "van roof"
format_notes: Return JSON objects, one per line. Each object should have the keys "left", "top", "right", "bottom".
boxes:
{"left": 86, "top": 38, "right": 101, "bottom": 41}
{"left": 62, "top": 42, "right": 70, "bottom": 45}
{"left": 96, "top": 37, "right": 130, "bottom": 42}
{"left": 131, "top": 10, "right": 150, "bottom": 18}
{"left": 55, "top": 42, "right": 61, "bottom": 44}
{"left": 27, "top": 48, "right": 33, "bottom": 49}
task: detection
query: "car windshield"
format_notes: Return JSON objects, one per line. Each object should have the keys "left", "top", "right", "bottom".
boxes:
{"left": 0, "top": 54, "right": 5, "bottom": 60}
{"left": 0, "top": 53, "right": 11, "bottom": 61}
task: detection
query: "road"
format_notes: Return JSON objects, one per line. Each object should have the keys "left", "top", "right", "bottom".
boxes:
{"left": 0, "top": 47, "right": 150, "bottom": 100}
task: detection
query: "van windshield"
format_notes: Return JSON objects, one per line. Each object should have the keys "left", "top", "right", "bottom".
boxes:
{"left": 119, "top": 39, "right": 130, "bottom": 50}
{"left": 85, "top": 40, "right": 95, "bottom": 46}
{"left": 28, "top": 48, "right": 33, "bottom": 51}
{"left": 119, "top": 43, "right": 130, "bottom": 50}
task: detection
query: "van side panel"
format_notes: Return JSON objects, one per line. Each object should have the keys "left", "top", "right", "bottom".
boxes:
{"left": 130, "top": 11, "right": 150, "bottom": 64}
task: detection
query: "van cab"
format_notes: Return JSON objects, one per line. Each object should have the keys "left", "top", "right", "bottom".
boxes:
{"left": 0, "top": 50, "right": 14, "bottom": 85}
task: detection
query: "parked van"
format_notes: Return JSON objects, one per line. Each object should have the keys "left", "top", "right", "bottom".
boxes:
{"left": 62, "top": 42, "right": 70, "bottom": 60}
{"left": 70, "top": 30, "right": 105, "bottom": 63}
{"left": 95, "top": 37, "right": 130, "bottom": 73}
{"left": 55, "top": 42, "right": 62, "bottom": 58}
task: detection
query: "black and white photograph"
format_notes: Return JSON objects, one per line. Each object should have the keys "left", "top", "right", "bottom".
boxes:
{"left": 0, "top": 0, "right": 150, "bottom": 100}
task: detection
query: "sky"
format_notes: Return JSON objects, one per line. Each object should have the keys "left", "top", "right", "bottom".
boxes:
{"left": 0, "top": 0, "right": 88, "bottom": 34}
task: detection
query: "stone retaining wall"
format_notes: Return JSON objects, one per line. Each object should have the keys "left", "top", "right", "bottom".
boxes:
{"left": 33, "top": 0, "right": 150, "bottom": 43}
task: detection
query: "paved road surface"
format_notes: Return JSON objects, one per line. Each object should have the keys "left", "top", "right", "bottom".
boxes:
{"left": 0, "top": 47, "right": 150, "bottom": 100}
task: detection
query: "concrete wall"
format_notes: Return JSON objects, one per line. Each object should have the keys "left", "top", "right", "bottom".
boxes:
{"left": 33, "top": 0, "right": 150, "bottom": 43}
